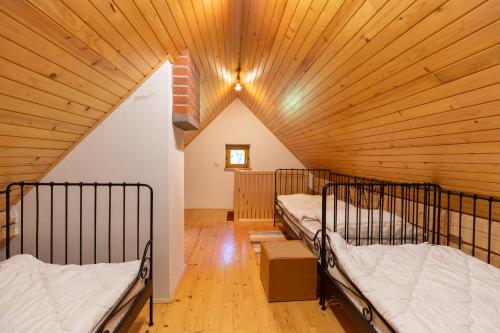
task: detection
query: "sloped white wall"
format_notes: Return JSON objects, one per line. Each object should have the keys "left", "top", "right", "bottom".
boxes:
{"left": 9, "top": 61, "right": 184, "bottom": 301}
{"left": 185, "top": 99, "right": 304, "bottom": 209}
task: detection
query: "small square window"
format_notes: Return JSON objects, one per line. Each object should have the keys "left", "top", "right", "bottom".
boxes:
{"left": 225, "top": 144, "right": 250, "bottom": 169}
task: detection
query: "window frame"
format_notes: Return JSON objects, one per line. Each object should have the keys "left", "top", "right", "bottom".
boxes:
{"left": 225, "top": 144, "right": 250, "bottom": 170}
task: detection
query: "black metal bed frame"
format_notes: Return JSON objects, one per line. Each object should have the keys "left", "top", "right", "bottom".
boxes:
{"left": 2, "top": 182, "right": 154, "bottom": 333}
{"left": 274, "top": 169, "right": 499, "bottom": 333}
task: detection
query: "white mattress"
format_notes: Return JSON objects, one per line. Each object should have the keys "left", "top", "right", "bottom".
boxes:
{"left": 0, "top": 254, "right": 140, "bottom": 333}
{"left": 278, "top": 194, "right": 414, "bottom": 241}
{"left": 330, "top": 233, "right": 500, "bottom": 333}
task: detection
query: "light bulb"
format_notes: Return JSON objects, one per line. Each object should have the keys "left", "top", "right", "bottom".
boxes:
{"left": 235, "top": 81, "right": 242, "bottom": 92}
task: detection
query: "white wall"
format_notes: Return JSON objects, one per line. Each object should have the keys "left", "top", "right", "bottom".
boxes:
{"left": 185, "top": 99, "right": 304, "bottom": 209}
{"left": 7, "top": 61, "right": 184, "bottom": 301}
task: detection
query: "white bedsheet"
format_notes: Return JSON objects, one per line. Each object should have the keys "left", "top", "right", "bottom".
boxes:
{"left": 330, "top": 233, "right": 500, "bottom": 333}
{"left": 0, "top": 254, "right": 140, "bottom": 333}
{"left": 278, "top": 194, "right": 413, "bottom": 240}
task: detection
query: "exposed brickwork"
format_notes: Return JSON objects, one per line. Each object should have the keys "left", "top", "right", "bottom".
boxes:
{"left": 172, "top": 50, "right": 200, "bottom": 131}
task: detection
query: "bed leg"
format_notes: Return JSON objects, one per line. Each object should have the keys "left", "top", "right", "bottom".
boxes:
{"left": 319, "top": 270, "right": 326, "bottom": 310}
{"left": 149, "top": 295, "right": 154, "bottom": 326}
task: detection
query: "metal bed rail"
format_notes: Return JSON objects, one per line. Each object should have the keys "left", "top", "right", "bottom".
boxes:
{"left": 439, "top": 189, "right": 499, "bottom": 265}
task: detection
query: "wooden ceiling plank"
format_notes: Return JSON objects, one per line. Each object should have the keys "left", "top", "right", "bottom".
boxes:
{"left": 239, "top": 0, "right": 278, "bottom": 106}
{"left": 0, "top": 0, "right": 136, "bottom": 90}
{"left": 240, "top": 0, "right": 265, "bottom": 81}
{"left": 252, "top": 0, "right": 313, "bottom": 112}
{"left": 0, "top": 147, "right": 64, "bottom": 158}
{"left": 331, "top": 160, "right": 500, "bottom": 175}
{"left": 246, "top": 0, "right": 294, "bottom": 108}
{"left": 260, "top": 0, "right": 355, "bottom": 121}
{"left": 309, "top": 63, "right": 500, "bottom": 141}
{"left": 282, "top": 32, "right": 500, "bottom": 146}
{"left": 241, "top": 0, "right": 287, "bottom": 108}
{"left": 108, "top": 0, "right": 166, "bottom": 59}
{"left": 150, "top": 0, "right": 186, "bottom": 51}
{"left": 247, "top": 0, "right": 301, "bottom": 110}
{"left": 291, "top": 128, "right": 500, "bottom": 154}
{"left": 254, "top": 0, "right": 364, "bottom": 116}
{"left": 0, "top": 123, "right": 79, "bottom": 142}
{"left": 133, "top": 0, "right": 179, "bottom": 58}
{"left": 219, "top": 0, "right": 237, "bottom": 106}
{"left": 0, "top": 93, "right": 96, "bottom": 127}
{"left": 90, "top": 0, "right": 160, "bottom": 68}
{"left": 0, "top": 56, "right": 112, "bottom": 112}
{"left": 0, "top": 10, "right": 129, "bottom": 97}
{"left": 0, "top": 35, "right": 121, "bottom": 106}
{"left": 275, "top": 5, "right": 500, "bottom": 139}
{"left": 27, "top": 0, "right": 145, "bottom": 82}
{"left": 0, "top": 77, "right": 105, "bottom": 120}
{"left": 220, "top": 0, "right": 235, "bottom": 101}
{"left": 329, "top": 101, "right": 500, "bottom": 145}
{"left": 268, "top": 0, "right": 451, "bottom": 131}
{"left": 0, "top": 136, "right": 73, "bottom": 150}
{"left": 0, "top": 108, "right": 90, "bottom": 135}
{"left": 262, "top": 0, "right": 405, "bottom": 124}
{"left": 271, "top": 0, "right": 488, "bottom": 133}
{"left": 0, "top": 165, "right": 49, "bottom": 175}
{"left": 202, "top": 0, "right": 230, "bottom": 108}
{"left": 61, "top": 0, "right": 154, "bottom": 73}
{"left": 0, "top": 157, "right": 56, "bottom": 167}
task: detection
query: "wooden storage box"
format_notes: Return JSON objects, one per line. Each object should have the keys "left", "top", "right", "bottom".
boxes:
{"left": 260, "top": 240, "right": 317, "bottom": 302}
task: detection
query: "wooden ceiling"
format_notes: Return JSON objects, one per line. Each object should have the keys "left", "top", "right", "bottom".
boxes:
{"left": 235, "top": 0, "right": 500, "bottom": 196}
{"left": 1, "top": 0, "right": 499, "bottom": 202}
{"left": 0, "top": 0, "right": 240, "bottom": 206}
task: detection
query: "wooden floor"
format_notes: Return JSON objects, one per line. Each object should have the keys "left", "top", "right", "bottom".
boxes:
{"left": 131, "top": 209, "right": 358, "bottom": 333}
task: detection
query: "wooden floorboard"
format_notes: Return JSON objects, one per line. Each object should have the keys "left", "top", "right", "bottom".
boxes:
{"left": 131, "top": 209, "right": 358, "bottom": 333}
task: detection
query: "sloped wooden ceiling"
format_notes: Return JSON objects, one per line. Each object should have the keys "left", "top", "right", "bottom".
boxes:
{"left": 0, "top": 0, "right": 240, "bottom": 206}
{"left": 235, "top": 0, "right": 500, "bottom": 197}
{"left": 1, "top": 0, "right": 500, "bottom": 201}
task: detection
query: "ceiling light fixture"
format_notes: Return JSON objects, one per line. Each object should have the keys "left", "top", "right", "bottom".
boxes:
{"left": 235, "top": 69, "right": 242, "bottom": 92}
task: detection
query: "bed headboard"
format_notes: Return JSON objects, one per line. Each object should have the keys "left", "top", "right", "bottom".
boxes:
{"left": 3, "top": 182, "right": 153, "bottom": 266}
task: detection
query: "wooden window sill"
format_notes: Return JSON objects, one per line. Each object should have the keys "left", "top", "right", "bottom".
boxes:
{"left": 225, "top": 168, "right": 252, "bottom": 172}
